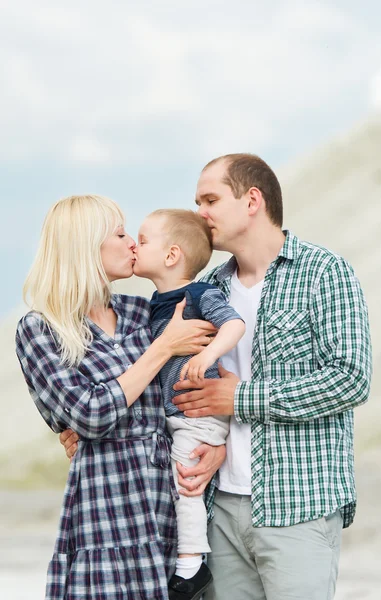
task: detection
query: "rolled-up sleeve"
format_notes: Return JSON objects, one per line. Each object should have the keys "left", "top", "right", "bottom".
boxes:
{"left": 16, "top": 314, "right": 129, "bottom": 439}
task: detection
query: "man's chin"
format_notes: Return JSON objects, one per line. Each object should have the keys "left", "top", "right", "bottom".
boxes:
{"left": 210, "top": 229, "right": 221, "bottom": 247}
{"left": 211, "top": 236, "right": 223, "bottom": 251}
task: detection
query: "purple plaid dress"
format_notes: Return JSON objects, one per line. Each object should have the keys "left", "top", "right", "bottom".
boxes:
{"left": 16, "top": 294, "right": 177, "bottom": 600}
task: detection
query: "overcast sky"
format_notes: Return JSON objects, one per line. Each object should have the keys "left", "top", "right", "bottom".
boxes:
{"left": 1, "top": 0, "right": 381, "bottom": 317}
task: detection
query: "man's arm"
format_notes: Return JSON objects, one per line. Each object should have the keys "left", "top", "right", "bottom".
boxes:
{"left": 174, "top": 259, "right": 372, "bottom": 423}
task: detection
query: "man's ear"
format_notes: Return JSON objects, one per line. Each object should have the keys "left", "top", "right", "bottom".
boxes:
{"left": 247, "top": 186, "right": 263, "bottom": 216}
{"left": 165, "top": 244, "right": 182, "bottom": 267}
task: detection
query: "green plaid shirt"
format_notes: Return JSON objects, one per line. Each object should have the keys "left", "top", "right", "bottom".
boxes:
{"left": 201, "top": 231, "right": 372, "bottom": 528}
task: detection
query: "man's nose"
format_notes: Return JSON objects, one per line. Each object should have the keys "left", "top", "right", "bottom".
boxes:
{"left": 197, "top": 205, "right": 208, "bottom": 219}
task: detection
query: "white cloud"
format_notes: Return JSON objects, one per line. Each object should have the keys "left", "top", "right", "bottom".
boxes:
{"left": 69, "top": 136, "right": 111, "bottom": 163}
{"left": 0, "top": 0, "right": 380, "bottom": 165}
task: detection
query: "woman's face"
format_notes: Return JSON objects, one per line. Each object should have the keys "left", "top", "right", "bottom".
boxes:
{"left": 100, "top": 225, "right": 136, "bottom": 282}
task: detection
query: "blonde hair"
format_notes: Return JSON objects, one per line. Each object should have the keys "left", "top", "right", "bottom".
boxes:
{"left": 23, "top": 194, "right": 125, "bottom": 366}
{"left": 149, "top": 209, "right": 213, "bottom": 279}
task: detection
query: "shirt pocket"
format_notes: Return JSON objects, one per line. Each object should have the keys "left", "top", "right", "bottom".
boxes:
{"left": 266, "top": 309, "right": 313, "bottom": 363}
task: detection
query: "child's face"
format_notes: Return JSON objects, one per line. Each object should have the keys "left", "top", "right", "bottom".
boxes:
{"left": 133, "top": 216, "right": 168, "bottom": 280}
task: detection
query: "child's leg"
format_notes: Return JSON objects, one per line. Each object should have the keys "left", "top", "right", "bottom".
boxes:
{"left": 167, "top": 416, "right": 211, "bottom": 556}
{"left": 166, "top": 416, "right": 227, "bottom": 597}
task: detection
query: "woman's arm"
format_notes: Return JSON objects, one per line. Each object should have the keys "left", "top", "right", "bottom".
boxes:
{"left": 16, "top": 314, "right": 130, "bottom": 440}
{"left": 116, "top": 299, "right": 215, "bottom": 405}
{"left": 17, "top": 300, "right": 216, "bottom": 442}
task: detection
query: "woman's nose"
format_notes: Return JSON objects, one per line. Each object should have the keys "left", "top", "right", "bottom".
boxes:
{"left": 128, "top": 237, "right": 136, "bottom": 250}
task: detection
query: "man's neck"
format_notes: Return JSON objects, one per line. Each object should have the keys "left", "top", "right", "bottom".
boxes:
{"left": 231, "top": 225, "right": 285, "bottom": 288}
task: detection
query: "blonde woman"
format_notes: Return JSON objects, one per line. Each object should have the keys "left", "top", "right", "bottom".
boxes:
{"left": 15, "top": 195, "right": 221, "bottom": 600}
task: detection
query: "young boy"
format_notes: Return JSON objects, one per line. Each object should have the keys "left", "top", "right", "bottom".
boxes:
{"left": 133, "top": 209, "right": 245, "bottom": 600}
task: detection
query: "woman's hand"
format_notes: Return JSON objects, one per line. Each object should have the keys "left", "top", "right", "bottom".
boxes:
{"left": 162, "top": 299, "right": 217, "bottom": 356}
{"left": 175, "top": 443, "right": 226, "bottom": 496}
{"left": 59, "top": 429, "right": 79, "bottom": 459}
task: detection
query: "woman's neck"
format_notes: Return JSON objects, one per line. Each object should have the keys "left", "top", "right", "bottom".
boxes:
{"left": 88, "top": 305, "right": 117, "bottom": 338}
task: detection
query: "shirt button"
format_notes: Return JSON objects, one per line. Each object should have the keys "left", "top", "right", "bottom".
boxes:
{"left": 114, "top": 343, "right": 120, "bottom": 349}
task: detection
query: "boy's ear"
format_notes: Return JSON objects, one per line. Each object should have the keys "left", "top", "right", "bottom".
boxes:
{"left": 165, "top": 244, "right": 182, "bottom": 267}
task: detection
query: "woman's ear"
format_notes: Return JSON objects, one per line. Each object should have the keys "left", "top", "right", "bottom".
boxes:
{"left": 165, "top": 244, "right": 182, "bottom": 267}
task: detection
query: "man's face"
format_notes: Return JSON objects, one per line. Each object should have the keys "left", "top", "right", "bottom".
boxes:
{"left": 133, "top": 216, "right": 168, "bottom": 280}
{"left": 195, "top": 161, "right": 249, "bottom": 251}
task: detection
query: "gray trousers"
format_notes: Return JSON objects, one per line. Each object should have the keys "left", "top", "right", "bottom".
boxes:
{"left": 166, "top": 415, "right": 229, "bottom": 555}
{"left": 205, "top": 490, "right": 342, "bottom": 600}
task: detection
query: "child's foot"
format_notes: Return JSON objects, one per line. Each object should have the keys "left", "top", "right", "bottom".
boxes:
{"left": 168, "top": 563, "right": 213, "bottom": 600}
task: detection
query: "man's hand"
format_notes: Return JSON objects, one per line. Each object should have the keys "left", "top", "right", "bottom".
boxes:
{"left": 173, "top": 364, "right": 239, "bottom": 417}
{"left": 176, "top": 443, "right": 226, "bottom": 496}
{"left": 59, "top": 429, "right": 79, "bottom": 460}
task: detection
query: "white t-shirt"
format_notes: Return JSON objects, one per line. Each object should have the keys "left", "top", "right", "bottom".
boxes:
{"left": 218, "top": 271, "right": 264, "bottom": 495}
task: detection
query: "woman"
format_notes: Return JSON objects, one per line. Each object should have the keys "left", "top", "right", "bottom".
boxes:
{"left": 16, "top": 195, "right": 222, "bottom": 600}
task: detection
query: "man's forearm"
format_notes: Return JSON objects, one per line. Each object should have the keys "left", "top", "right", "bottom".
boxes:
{"left": 235, "top": 360, "right": 372, "bottom": 425}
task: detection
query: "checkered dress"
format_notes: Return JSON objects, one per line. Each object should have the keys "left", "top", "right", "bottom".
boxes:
{"left": 201, "top": 231, "right": 372, "bottom": 529}
{"left": 16, "top": 295, "right": 177, "bottom": 600}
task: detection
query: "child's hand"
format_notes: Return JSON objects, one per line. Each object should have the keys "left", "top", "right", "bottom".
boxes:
{"left": 179, "top": 350, "right": 215, "bottom": 382}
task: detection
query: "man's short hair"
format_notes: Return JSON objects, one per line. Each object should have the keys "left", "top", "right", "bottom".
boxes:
{"left": 149, "top": 209, "right": 213, "bottom": 279}
{"left": 203, "top": 153, "right": 283, "bottom": 227}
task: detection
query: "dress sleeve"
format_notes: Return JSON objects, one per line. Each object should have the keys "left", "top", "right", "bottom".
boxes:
{"left": 15, "top": 314, "right": 129, "bottom": 439}
{"left": 198, "top": 287, "right": 244, "bottom": 329}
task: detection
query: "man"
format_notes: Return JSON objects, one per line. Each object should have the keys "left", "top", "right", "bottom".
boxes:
{"left": 172, "top": 153, "right": 372, "bottom": 599}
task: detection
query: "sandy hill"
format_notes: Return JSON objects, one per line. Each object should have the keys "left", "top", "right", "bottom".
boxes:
{"left": 1, "top": 115, "right": 380, "bottom": 488}
{"left": 281, "top": 114, "right": 381, "bottom": 390}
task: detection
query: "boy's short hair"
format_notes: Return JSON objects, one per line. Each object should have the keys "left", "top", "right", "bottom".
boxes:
{"left": 149, "top": 209, "right": 213, "bottom": 279}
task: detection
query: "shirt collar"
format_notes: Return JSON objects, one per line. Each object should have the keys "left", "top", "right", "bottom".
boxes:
{"left": 278, "top": 230, "right": 301, "bottom": 261}
{"left": 215, "top": 230, "right": 301, "bottom": 283}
